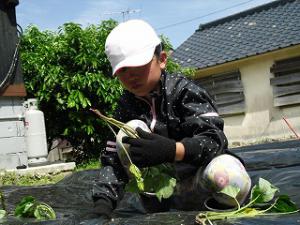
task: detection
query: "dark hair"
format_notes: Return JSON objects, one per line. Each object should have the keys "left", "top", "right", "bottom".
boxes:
{"left": 154, "top": 43, "right": 163, "bottom": 57}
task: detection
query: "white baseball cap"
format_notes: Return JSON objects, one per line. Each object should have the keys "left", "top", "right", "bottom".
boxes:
{"left": 105, "top": 19, "right": 161, "bottom": 76}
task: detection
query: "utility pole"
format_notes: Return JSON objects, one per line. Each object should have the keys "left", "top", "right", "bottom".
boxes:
{"left": 103, "top": 8, "right": 141, "bottom": 22}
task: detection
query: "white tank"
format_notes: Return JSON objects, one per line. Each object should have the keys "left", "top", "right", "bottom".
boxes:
{"left": 23, "top": 98, "right": 48, "bottom": 164}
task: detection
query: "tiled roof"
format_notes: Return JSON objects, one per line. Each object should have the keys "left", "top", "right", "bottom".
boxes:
{"left": 172, "top": 0, "right": 300, "bottom": 69}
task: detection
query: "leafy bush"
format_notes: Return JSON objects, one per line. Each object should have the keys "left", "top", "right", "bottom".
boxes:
{"left": 20, "top": 20, "right": 123, "bottom": 162}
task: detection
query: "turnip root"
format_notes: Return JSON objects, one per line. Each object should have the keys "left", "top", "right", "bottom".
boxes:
{"left": 116, "top": 119, "right": 151, "bottom": 176}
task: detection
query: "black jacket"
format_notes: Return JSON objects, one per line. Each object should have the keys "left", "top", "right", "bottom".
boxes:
{"left": 92, "top": 72, "right": 228, "bottom": 209}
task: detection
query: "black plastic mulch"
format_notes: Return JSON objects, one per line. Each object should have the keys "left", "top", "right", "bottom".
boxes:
{"left": 1, "top": 139, "right": 300, "bottom": 225}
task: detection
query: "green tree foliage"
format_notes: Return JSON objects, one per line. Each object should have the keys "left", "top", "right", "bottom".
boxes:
{"left": 161, "top": 35, "right": 196, "bottom": 77}
{"left": 20, "top": 20, "right": 122, "bottom": 162}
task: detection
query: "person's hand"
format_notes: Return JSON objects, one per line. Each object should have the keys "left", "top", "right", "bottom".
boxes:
{"left": 122, "top": 127, "right": 176, "bottom": 168}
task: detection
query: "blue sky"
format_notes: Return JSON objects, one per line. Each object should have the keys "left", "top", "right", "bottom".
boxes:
{"left": 16, "top": 0, "right": 275, "bottom": 48}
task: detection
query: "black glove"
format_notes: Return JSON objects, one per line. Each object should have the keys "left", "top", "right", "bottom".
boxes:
{"left": 91, "top": 198, "right": 113, "bottom": 219}
{"left": 122, "top": 127, "right": 176, "bottom": 168}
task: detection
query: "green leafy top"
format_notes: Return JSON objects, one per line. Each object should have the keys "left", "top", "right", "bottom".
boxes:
{"left": 196, "top": 178, "right": 299, "bottom": 225}
{"left": 251, "top": 177, "right": 279, "bottom": 203}
{"left": 0, "top": 210, "right": 5, "bottom": 219}
{"left": 219, "top": 185, "right": 240, "bottom": 199}
{"left": 126, "top": 164, "right": 176, "bottom": 201}
{"left": 14, "top": 196, "right": 56, "bottom": 220}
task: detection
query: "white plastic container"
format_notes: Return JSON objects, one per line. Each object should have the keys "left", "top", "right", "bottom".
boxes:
{"left": 23, "top": 98, "right": 48, "bottom": 164}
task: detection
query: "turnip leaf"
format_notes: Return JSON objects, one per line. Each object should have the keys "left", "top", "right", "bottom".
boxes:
{"left": 219, "top": 185, "right": 240, "bottom": 199}
{"left": 250, "top": 178, "right": 278, "bottom": 203}
{"left": 270, "top": 195, "right": 299, "bottom": 213}
{"left": 0, "top": 210, "right": 6, "bottom": 219}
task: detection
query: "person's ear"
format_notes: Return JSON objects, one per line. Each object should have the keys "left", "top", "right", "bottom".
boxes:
{"left": 159, "top": 51, "right": 167, "bottom": 70}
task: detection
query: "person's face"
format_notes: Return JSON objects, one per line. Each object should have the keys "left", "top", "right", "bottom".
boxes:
{"left": 115, "top": 52, "right": 167, "bottom": 97}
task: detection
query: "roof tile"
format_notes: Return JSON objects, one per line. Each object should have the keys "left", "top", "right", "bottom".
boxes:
{"left": 172, "top": 0, "right": 300, "bottom": 69}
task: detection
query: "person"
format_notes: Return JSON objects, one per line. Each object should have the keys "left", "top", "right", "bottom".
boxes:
{"left": 91, "top": 19, "right": 251, "bottom": 217}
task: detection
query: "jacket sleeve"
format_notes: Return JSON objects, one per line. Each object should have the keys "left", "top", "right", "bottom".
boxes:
{"left": 92, "top": 99, "right": 130, "bottom": 210}
{"left": 177, "top": 81, "right": 228, "bottom": 167}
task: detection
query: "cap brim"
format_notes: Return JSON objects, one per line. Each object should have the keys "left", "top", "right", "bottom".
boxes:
{"left": 112, "top": 46, "right": 156, "bottom": 76}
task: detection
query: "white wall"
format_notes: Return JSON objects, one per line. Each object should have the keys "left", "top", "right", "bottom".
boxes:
{"left": 224, "top": 48, "right": 300, "bottom": 146}
{"left": 195, "top": 46, "right": 300, "bottom": 146}
{"left": 0, "top": 97, "right": 27, "bottom": 169}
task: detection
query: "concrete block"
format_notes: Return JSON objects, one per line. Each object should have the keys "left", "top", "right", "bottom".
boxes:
{"left": 0, "top": 136, "right": 26, "bottom": 154}
{"left": 0, "top": 152, "right": 28, "bottom": 169}
{"left": 0, "top": 97, "right": 24, "bottom": 118}
{"left": 2, "top": 162, "right": 76, "bottom": 176}
{"left": 0, "top": 121, "right": 24, "bottom": 138}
